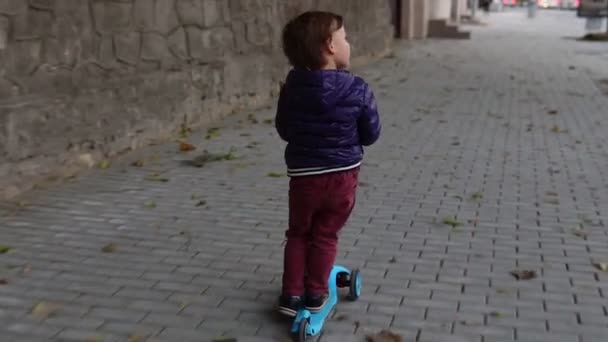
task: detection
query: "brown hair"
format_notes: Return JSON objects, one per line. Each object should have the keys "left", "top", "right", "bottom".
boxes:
{"left": 282, "top": 11, "right": 344, "bottom": 70}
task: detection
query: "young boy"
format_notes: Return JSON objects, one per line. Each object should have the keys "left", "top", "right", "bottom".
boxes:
{"left": 275, "top": 11, "right": 381, "bottom": 316}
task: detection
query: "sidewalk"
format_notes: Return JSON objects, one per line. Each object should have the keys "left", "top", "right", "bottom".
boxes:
{"left": 1, "top": 9, "right": 608, "bottom": 342}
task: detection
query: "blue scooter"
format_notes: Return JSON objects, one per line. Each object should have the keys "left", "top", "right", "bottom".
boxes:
{"left": 291, "top": 265, "right": 362, "bottom": 341}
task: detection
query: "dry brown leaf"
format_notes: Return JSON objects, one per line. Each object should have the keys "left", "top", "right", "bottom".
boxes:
{"left": 365, "top": 330, "right": 403, "bottom": 342}
{"left": 179, "top": 142, "right": 196, "bottom": 152}
{"left": 510, "top": 270, "right": 537, "bottom": 280}
{"left": 131, "top": 160, "right": 145, "bottom": 167}
{"left": 593, "top": 262, "right": 608, "bottom": 272}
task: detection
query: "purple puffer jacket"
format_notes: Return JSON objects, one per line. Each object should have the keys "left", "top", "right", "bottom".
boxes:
{"left": 275, "top": 69, "right": 381, "bottom": 176}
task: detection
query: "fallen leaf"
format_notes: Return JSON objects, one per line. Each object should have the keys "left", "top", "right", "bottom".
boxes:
{"left": 510, "top": 270, "right": 537, "bottom": 280}
{"left": 551, "top": 125, "right": 567, "bottom": 133}
{"left": 0, "top": 246, "right": 11, "bottom": 254}
{"left": 496, "top": 288, "right": 510, "bottom": 294}
{"left": 22, "top": 263, "right": 31, "bottom": 275}
{"left": 195, "top": 200, "right": 207, "bottom": 207}
{"left": 16, "top": 200, "right": 30, "bottom": 207}
{"left": 85, "top": 338, "right": 103, "bottom": 342}
{"left": 547, "top": 109, "right": 559, "bottom": 115}
{"left": 333, "top": 314, "right": 349, "bottom": 321}
{"left": 365, "top": 329, "right": 403, "bottom": 342}
{"left": 442, "top": 217, "right": 463, "bottom": 228}
{"left": 127, "top": 335, "right": 146, "bottom": 342}
{"left": 206, "top": 127, "right": 221, "bottom": 140}
{"left": 489, "top": 311, "right": 502, "bottom": 318}
{"left": 267, "top": 172, "right": 284, "bottom": 178}
{"left": 101, "top": 243, "right": 118, "bottom": 253}
{"left": 187, "top": 150, "right": 240, "bottom": 168}
{"left": 389, "top": 256, "right": 397, "bottom": 264}
{"left": 179, "top": 123, "right": 192, "bottom": 138}
{"left": 263, "top": 118, "right": 274, "bottom": 125}
{"left": 99, "top": 160, "right": 111, "bottom": 169}
{"left": 593, "top": 262, "right": 608, "bottom": 272}
{"left": 0, "top": 279, "right": 8, "bottom": 285}
{"left": 131, "top": 160, "right": 145, "bottom": 167}
{"left": 211, "top": 338, "right": 237, "bottom": 342}
{"left": 144, "top": 201, "right": 157, "bottom": 209}
{"left": 144, "top": 173, "right": 170, "bottom": 182}
{"left": 572, "top": 226, "right": 588, "bottom": 238}
{"left": 32, "top": 301, "right": 61, "bottom": 318}
{"left": 544, "top": 198, "right": 559, "bottom": 205}
{"left": 470, "top": 192, "right": 483, "bottom": 201}
{"left": 191, "top": 193, "right": 200, "bottom": 200}
{"left": 179, "top": 142, "right": 196, "bottom": 152}
{"left": 247, "top": 114, "right": 259, "bottom": 124}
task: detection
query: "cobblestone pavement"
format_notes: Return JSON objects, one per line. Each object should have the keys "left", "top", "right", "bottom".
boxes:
{"left": 2, "top": 8, "right": 608, "bottom": 342}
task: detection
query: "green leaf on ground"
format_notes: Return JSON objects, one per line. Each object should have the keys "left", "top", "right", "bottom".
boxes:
{"left": 489, "top": 311, "right": 502, "bottom": 318}
{"left": 267, "top": 172, "right": 284, "bottom": 178}
{"left": 0, "top": 246, "right": 11, "bottom": 254}
{"left": 32, "top": 301, "right": 61, "bottom": 319}
{"left": 101, "top": 243, "right": 118, "bottom": 253}
{"left": 442, "top": 217, "right": 462, "bottom": 228}
{"left": 144, "top": 201, "right": 157, "bottom": 209}
{"left": 99, "top": 160, "right": 111, "bottom": 169}
{"left": 144, "top": 173, "right": 170, "bottom": 182}
{"left": 247, "top": 114, "right": 258, "bottom": 124}
{"left": 470, "top": 192, "right": 483, "bottom": 201}
{"left": 211, "top": 338, "right": 237, "bottom": 342}
{"left": 16, "top": 200, "right": 31, "bottom": 207}
{"left": 263, "top": 118, "right": 274, "bottom": 125}
{"left": 206, "top": 127, "right": 221, "bottom": 140}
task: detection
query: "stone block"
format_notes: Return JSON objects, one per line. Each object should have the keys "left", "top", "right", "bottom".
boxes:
{"left": 141, "top": 32, "right": 167, "bottom": 61}
{"left": 0, "top": 0, "right": 26, "bottom": 15}
{"left": 176, "top": 0, "right": 204, "bottom": 26}
{"left": 155, "top": 0, "right": 180, "bottom": 34}
{"left": 7, "top": 39, "right": 42, "bottom": 74}
{"left": 114, "top": 32, "right": 140, "bottom": 65}
{"left": 0, "top": 15, "right": 8, "bottom": 50}
{"left": 185, "top": 26, "right": 204, "bottom": 60}
{"left": 202, "top": 0, "right": 220, "bottom": 27}
{"left": 98, "top": 35, "right": 115, "bottom": 67}
{"left": 134, "top": 0, "right": 155, "bottom": 30}
{"left": 29, "top": 0, "right": 54, "bottom": 10}
{"left": 168, "top": 27, "right": 188, "bottom": 61}
{"left": 92, "top": 0, "right": 132, "bottom": 34}
{"left": 245, "top": 18, "right": 271, "bottom": 47}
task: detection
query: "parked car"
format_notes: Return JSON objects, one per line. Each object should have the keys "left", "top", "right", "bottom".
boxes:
{"left": 537, "top": 0, "right": 579, "bottom": 9}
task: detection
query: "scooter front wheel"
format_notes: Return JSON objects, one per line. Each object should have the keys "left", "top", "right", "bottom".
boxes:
{"left": 298, "top": 318, "right": 309, "bottom": 342}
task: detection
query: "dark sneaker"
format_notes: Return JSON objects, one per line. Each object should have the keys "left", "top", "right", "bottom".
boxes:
{"left": 305, "top": 293, "right": 329, "bottom": 312}
{"left": 277, "top": 295, "right": 303, "bottom": 317}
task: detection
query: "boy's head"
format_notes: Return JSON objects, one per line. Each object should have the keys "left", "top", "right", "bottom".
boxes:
{"left": 282, "top": 11, "right": 350, "bottom": 71}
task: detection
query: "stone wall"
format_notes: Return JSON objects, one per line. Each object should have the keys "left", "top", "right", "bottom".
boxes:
{"left": 0, "top": 0, "right": 393, "bottom": 199}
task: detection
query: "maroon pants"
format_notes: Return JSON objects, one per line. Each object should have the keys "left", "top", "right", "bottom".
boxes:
{"left": 282, "top": 168, "right": 359, "bottom": 297}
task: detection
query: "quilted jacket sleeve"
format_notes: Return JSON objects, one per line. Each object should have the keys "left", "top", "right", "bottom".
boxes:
{"left": 275, "top": 85, "right": 289, "bottom": 142}
{"left": 358, "top": 82, "right": 381, "bottom": 146}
